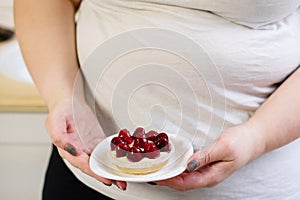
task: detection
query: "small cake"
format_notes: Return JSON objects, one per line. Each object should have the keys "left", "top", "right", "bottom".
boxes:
{"left": 110, "top": 127, "right": 174, "bottom": 175}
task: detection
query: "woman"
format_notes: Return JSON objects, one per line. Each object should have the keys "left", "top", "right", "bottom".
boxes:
{"left": 14, "top": 0, "right": 300, "bottom": 199}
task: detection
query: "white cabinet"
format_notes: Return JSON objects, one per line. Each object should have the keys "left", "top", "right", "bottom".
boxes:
{"left": 0, "top": 113, "right": 51, "bottom": 200}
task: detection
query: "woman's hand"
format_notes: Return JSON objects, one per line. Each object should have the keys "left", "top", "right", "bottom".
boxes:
{"left": 156, "top": 122, "right": 265, "bottom": 191}
{"left": 46, "top": 97, "right": 127, "bottom": 190}
{"left": 157, "top": 68, "right": 300, "bottom": 191}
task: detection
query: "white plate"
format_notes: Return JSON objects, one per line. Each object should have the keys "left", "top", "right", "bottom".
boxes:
{"left": 89, "top": 134, "right": 193, "bottom": 182}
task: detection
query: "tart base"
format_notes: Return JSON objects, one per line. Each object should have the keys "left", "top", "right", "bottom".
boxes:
{"left": 115, "top": 159, "right": 169, "bottom": 175}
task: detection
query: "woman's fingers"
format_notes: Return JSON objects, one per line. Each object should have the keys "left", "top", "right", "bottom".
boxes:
{"left": 157, "top": 127, "right": 260, "bottom": 191}
{"left": 57, "top": 147, "right": 113, "bottom": 185}
{"left": 157, "top": 161, "right": 233, "bottom": 190}
{"left": 157, "top": 134, "right": 238, "bottom": 190}
{"left": 45, "top": 99, "right": 127, "bottom": 189}
{"left": 115, "top": 180, "right": 127, "bottom": 191}
{"left": 64, "top": 143, "right": 78, "bottom": 156}
{"left": 45, "top": 113, "right": 69, "bottom": 148}
{"left": 45, "top": 111, "right": 86, "bottom": 156}
{"left": 187, "top": 135, "right": 234, "bottom": 172}
{"left": 58, "top": 147, "right": 127, "bottom": 190}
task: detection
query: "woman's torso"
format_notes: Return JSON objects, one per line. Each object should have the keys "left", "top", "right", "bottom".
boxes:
{"left": 70, "top": 0, "right": 300, "bottom": 199}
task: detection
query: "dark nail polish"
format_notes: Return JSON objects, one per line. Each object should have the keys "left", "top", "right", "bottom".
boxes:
{"left": 64, "top": 144, "right": 77, "bottom": 156}
{"left": 0, "top": 27, "right": 14, "bottom": 41}
{"left": 147, "top": 182, "right": 157, "bottom": 185}
{"left": 187, "top": 159, "right": 199, "bottom": 172}
{"left": 102, "top": 182, "right": 112, "bottom": 186}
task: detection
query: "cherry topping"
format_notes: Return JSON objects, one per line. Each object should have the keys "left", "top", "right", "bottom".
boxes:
{"left": 157, "top": 132, "right": 168, "bottom": 140}
{"left": 120, "top": 143, "right": 131, "bottom": 151}
{"left": 127, "top": 146, "right": 144, "bottom": 162}
{"left": 155, "top": 133, "right": 169, "bottom": 150}
{"left": 144, "top": 142, "right": 160, "bottom": 159}
{"left": 146, "top": 130, "right": 158, "bottom": 141}
{"left": 133, "top": 137, "right": 148, "bottom": 152}
{"left": 118, "top": 129, "right": 133, "bottom": 144}
{"left": 132, "top": 127, "right": 146, "bottom": 139}
{"left": 111, "top": 128, "right": 171, "bottom": 162}
{"left": 110, "top": 137, "right": 125, "bottom": 151}
{"left": 115, "top": 143, "right": 130, "bottom": 158}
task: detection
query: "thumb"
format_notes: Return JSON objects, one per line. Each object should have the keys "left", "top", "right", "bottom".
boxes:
{"left": 186, "top": 140, "right": 227, "bottom": 172}
{"left": 46, "top": 113, "right": 82, "bottom": 156}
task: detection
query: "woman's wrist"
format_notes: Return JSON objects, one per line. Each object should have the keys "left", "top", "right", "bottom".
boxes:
{"left": 242, "top": 119, "right": 267, "bottom": 161}
{"left": 47, "top": 92, "right": 86, "bottom": 112}
{"left": 45, "top": 69, "right": 86, "bottom": 111}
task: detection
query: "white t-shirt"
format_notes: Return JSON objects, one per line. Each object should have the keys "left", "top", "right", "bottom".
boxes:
{"left": 65, "top": 0, "right": 300, "bottom": 199}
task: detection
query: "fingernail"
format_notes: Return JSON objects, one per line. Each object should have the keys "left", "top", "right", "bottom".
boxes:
{"left": 187, "top": 159, "right": 199, "bottom": 172}
{"left": 116, "top": 183, "right": 126, "bottom": 191}
{"left": 0, "top": 27, "right": 14, "bottom": 41}
{"left": 64, "top": 144, "right": 77, "bottom": 156}
{"left": 147, "top": 182, "right": 157, "bottom": 185}
{"left": 103, "top": 182, "right": 112, "bottom": 187}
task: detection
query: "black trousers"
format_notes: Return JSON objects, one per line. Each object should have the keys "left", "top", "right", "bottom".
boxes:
{"left": 42, "top": 145, "right": 113, "bottom": 200}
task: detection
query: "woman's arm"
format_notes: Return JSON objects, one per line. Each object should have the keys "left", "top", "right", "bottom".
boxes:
{"left": 157, "top": 66, "right": 300, "bottom": 190}
{"left": 14, "top": 0, "right": 82, "bottom": 110}
{"left": 14, "top": 0, "right": 126, "bottom": 189}
{"left": 249, "top": 67, "right": 300, "bottom": 155}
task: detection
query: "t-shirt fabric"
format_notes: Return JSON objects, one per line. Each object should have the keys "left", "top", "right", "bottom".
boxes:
{"left": 65, "top": 1, "right": 300, "bottom": 199}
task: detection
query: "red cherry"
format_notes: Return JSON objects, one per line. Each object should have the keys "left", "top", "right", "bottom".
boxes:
{"left": 115, "top": 143, "right": 130, "bottom": 158}
{"left": 132, "top": 127, "right": 146, "bottom": 139}
{"left": 118, "top": 129, "right": 133, "bottom": 144}
{"left": 155, "top": 135, "right": 169, "bottom": 149}
{"left": 127, "top": 146, "right": 144, "bottom": 162}
{"left": 110, "top": 137, "right": 125, "bottom": 150}
{"left": 144, "top": 142, "right": 160, "bottom": 159}
{"left": 146, "top": 130, "right": 158, "bottom": 141}
{"left": 133, "top": 137, "right": 148, "bottom": 152}
{"left": 120, "top": 143, "right": 131, "bottom": 151}
{"left": 157, "top": 132, "right": 169, "bottom": 140}
{"left": 143, "top": 142, "right": 152, "bottom": 153}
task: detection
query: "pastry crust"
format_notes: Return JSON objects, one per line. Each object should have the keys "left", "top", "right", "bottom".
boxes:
{"left": 115, "top": 160, "right": 169, "bottom": 175}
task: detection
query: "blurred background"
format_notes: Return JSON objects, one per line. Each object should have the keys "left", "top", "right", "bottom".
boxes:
{"left": 0, "top": 0, "right": 52, "bottom": 199}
